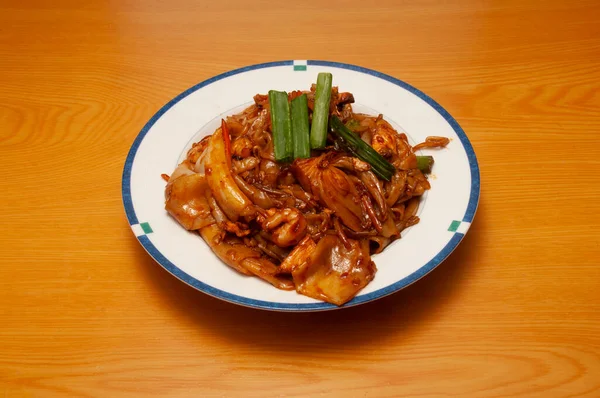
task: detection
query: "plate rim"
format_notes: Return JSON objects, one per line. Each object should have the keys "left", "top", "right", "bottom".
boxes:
{"left": 122, "top": 60, "right": 480, "bottom": 312}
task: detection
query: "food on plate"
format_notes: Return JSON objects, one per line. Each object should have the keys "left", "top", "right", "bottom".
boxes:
{"left": 163, "top": 73, "right": 449, "bottom": 305}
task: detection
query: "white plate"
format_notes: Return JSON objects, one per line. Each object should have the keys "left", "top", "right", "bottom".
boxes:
{"left": 122, "top": 60, "right": 480, "bottom": 311}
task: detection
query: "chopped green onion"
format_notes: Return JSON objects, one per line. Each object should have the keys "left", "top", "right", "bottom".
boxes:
{"left": 268, "top": 90, "right": 293, "bottom": 163}
{"left": 345, "top": 119, "right": 360, "bottom": 132}
{"left": 310, "top": 72, "right": 333, "bottom": 149}
{"left": 290, "top": 94, "right": 310, "bottom": 159}
{"left": 416, "top": 155, "right": 435, "bottom": 174}
{"left": 329, "top": 115, "right": 395, "bottom": 181}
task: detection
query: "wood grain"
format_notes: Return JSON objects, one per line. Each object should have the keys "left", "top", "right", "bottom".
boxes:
{"left": 1, "top": 0, "right": 600, "bottom": 396}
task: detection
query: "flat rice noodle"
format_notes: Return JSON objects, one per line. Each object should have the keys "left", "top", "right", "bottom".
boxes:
{"left": 292, "top": 235, "right": 376, "bottom": 306}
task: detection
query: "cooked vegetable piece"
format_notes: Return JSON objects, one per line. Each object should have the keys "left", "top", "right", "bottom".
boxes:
{"left": 290, "top": 94, "right": 310, "bottom": 159}
{"left": 329, "top": 115, "right": 395, "bottom": 181}
{"left": 268, "top": 90, "right": 293, "bottom": 162}
{"left": 416, "top": 155, "right": 435, "bottom": 174}
{"left": 310, "top": 72, "right": 333, "bottom": 149}
{"left": 345, "top": 119, "right": 360, "bottom": 131}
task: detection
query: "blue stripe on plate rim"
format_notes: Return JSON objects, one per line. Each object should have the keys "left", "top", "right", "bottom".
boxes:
{"left": 121, "top": 60, "right": 481, "bottom": 312}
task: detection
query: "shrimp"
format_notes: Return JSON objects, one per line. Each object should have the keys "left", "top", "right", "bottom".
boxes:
{"left": 257, "top": 208, "right": 307, "bottom": 247}
{"left": 199, "top": 224, "right": 294, "bottom": 290}
{"left": 231, "top": 136, "right": 253, "bottom": 158}
{"left": 371, "top": 118, "right": 418, "bottom": 170}
{"left": 258, "top": 159, "right": 281, "bottom": 187}
{"left": 204, "top": 123, "right": 256, "bottom": 221}
{"left": 232, "top": 156, "right": 260, "bottom": 174}
{"left": 371, "top": 117, "right": 397, "bottom": 158}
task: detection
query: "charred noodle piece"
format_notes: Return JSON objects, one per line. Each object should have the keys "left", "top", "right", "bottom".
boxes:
{"left": 268, "top": 90, "right": 293, "bottom": 163}
{"left": 330, "top": 115, "right": 395, "bottom": 181}
{"left": 290, "top": 94, "right": 311, "bottom": 159}
{"left": 310, "top": 72, "right": 333, "bottom": 149}
{"left": 337, "top": 92, "right": 355, "bottom": 107}
{"left": 416, "top": 155, "right": 435, "bottom": 174}
{"left": 204, "top": 125, "right": 256, "bottom": 221}
{"left": 368, "top": 236, "right": 392, "bottom": 254}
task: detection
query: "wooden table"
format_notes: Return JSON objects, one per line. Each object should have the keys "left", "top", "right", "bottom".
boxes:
{"left": 2, "top": 1, "right": 599, "bottom": 396}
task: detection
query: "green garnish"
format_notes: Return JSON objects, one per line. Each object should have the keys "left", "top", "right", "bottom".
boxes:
{"left": 310, "top": 72, "right": 333, "bottom": 149}
{"left": 345, "top": 119, "right": 360, "bottom": 131}
{"left": 329, "top": 115, "right": 396, "bottom": 181}
{"left": 268, "top": 90, "right": 293, "bottom": 162}
{"left": 290, "top": 94, "right": 311, "bottom": 159}
{"left": 416, "top": 155, "right": 435, "bottom": 174}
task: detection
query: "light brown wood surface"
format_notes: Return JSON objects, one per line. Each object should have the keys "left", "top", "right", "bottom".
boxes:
{"left": 1, "top": 0, "right": 600, "bottom": 396}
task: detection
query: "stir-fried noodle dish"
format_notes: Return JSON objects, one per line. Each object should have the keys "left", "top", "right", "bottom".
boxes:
{"left": 163, "top": 73, "right": 448, "bottom": 305}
